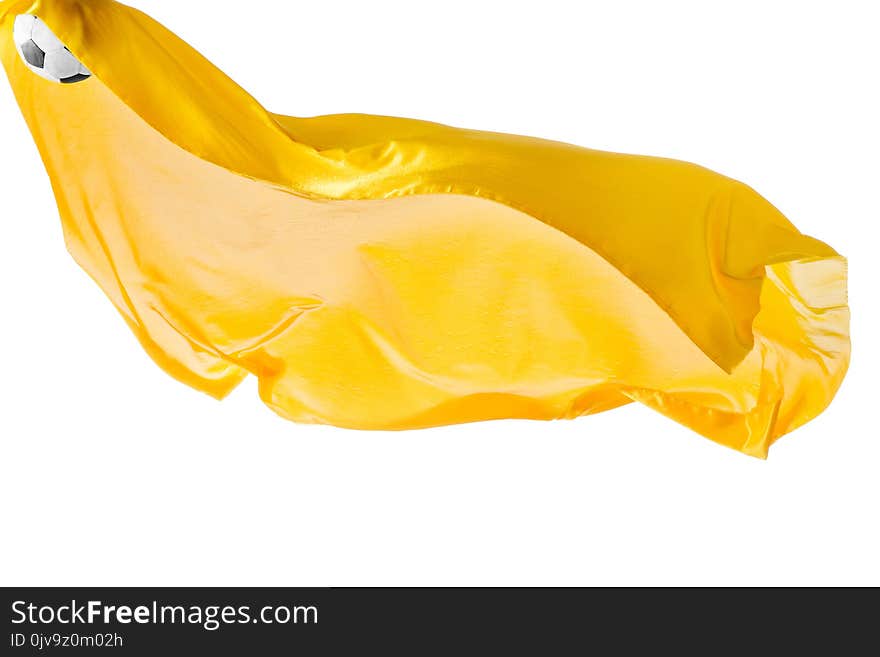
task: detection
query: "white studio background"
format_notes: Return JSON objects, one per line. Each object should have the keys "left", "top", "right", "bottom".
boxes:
{"left": 0, "top": 0, "right": 877, "bottom": 586}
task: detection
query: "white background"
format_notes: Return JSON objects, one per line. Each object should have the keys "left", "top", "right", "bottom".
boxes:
{"left": 1, "top": 0, "right": 877, "bottom": 586}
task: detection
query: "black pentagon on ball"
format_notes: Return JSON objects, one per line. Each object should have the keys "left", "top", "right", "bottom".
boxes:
{"left": 61, "top": 73, "right": 91, "bottom": 84}
{"left": 21, "top": 39, "right": 45, "bottom": 69}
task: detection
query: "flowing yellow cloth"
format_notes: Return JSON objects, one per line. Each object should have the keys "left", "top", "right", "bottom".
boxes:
{"left": 0, "top": 0, "right": 849, "bottom": 456}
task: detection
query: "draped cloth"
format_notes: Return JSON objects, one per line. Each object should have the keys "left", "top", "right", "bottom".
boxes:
{"left": 0, "top": 0, "right": 849, "bottom": 456}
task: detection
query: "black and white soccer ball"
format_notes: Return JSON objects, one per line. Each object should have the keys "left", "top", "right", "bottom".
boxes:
{"left": 13, "top": 15, "right": 91, "bottom": 84}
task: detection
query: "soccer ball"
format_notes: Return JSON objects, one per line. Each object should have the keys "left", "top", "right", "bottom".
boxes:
{"left": 13, "top": 15, "right": 91, "bottom": 84}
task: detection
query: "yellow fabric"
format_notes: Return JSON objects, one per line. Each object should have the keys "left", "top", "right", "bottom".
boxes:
{"left": 0, "top": 0, "right": 849, "bottom": 456}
